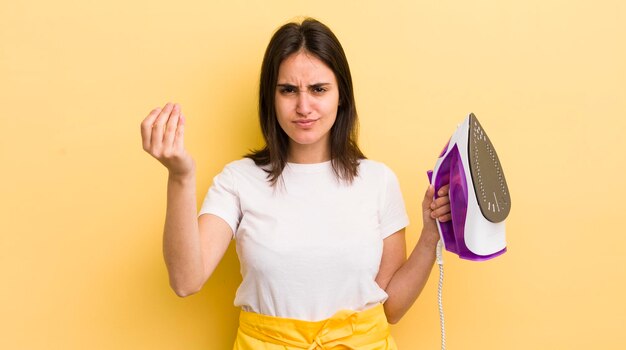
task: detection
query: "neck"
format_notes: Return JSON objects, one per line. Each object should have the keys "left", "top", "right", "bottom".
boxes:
{"left": 287, "top": 142, "right": 331, "bottom": 164}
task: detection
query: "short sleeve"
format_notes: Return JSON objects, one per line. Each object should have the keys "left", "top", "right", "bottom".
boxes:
{"left": 379, "top": 166, "right": 410, "bottom": 239}
{"left": 198, "top": 165, "right": 242, "bottom": 237}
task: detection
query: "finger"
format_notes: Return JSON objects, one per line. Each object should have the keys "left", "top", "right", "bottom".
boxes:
{"left": 424, "top": 184, "right": 435, "bottom": 202}
{"left": 425, "top": 184, "right": 435, "bottom": 199}
{"left": 437, "top": 184, "right": 450, "bottom": 197}
{"left": 422, "top": 185, "right": 436, "bottom": 211}
{"left": 163, "top": 103, "right": 181, "bottom": 149}
{"left": 140, "top": 107, "right": 162, "bottom": 150}
{"left": 437, "top": 213, "right": 452, "bottom": 222}
{"left": 431, "top": 204, "right": 451, "bottom": 219}
{"left": 173, "top": 113, "right": 186, "bottom": 151}
{"left": 431, "top": 195, "right": 450, "bottom": 209}
{"left": 151, "top": 102, "right": 174, "bottom": 149}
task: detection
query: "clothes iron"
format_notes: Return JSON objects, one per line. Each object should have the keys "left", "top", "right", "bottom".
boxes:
{"left": 427, "top": 113, "right": 511, "bottom": 261}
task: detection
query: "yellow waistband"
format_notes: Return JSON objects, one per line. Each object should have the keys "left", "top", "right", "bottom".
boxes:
{"left": 236, "top": 304, "right": 393, "bottom": 350}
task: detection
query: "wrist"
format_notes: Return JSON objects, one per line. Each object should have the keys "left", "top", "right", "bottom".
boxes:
{"left": 417, "top": 227, "right": 440, "bottom": 252}
{"left": 168, "top": 170, "right": 196, "bottom": 186}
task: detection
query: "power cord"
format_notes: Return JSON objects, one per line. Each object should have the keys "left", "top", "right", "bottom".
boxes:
{"left": 436, "top": 240, "right": 446, "bottom": 350}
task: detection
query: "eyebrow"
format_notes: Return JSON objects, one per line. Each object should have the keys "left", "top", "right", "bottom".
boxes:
{"left": 276, "top": 83, "right": 332, "bottom": 88}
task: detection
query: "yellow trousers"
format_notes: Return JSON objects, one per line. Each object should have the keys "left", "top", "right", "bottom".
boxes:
{"left": 233, "top": 303, "right": 397, "bottom": 350}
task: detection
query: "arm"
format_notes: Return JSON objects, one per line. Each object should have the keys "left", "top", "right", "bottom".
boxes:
{"left": 163, "top": 175, "right": 233, "bottom": 297}
{"left": 376, "top": 185, "right": 450, "bottom": 324}
{"left": 141, "top": 103, "right": 232, "bottom": 297}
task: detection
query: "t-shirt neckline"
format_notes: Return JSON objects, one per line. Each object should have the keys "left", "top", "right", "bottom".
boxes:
{"left": 285, "top": 160, "right": 332, "bottom": 173}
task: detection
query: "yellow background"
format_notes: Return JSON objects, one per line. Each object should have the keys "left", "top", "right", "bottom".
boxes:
{"left": 2, "top": 0, "right": 625, "bottom": 348}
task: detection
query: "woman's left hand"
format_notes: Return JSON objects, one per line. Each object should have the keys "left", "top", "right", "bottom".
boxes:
{"left": 418, "top": 184, "right": 451, "bottom": 247}
{"left": 422, "top": 184, "right": 451, "bottom": 229}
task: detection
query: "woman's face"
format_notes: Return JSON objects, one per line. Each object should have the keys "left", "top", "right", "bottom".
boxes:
{"left": 275, "top": 50, "right": 339, "bottom": 162}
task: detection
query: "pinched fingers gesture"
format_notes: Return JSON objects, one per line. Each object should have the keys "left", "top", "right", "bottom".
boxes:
{"left": 140, "top": 102, "right": 194, "bottom": 176}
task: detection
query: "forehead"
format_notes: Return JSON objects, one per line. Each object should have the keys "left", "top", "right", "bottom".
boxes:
{"left": 277, "top": 51, "right": 337, "bottom": 84}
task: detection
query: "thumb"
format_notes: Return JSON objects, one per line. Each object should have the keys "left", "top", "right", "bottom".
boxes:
{"left": 425, "top": 184, "right": 435, "bottom": 200}
{"left": 423, "top": 185, "right": 435, "bottom": 210}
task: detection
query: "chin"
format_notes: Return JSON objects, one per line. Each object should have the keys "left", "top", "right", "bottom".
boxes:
{"left": 289, "top": 132, "right": 329, "bottom": 147}
{"left": 292, "top": 136, "right": 323, "bottom": 146}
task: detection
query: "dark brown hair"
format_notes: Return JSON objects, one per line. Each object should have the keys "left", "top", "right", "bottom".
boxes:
{"left": 245, "top": 18, "right": 365, "bottom": 185}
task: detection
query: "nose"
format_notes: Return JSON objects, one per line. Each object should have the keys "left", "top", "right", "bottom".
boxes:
{"left": 296, "top": 91, "right": 312, "bottom": 117}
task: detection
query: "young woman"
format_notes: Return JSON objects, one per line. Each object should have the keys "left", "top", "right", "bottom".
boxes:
{"left": 141, "top": 18, "right": 451, "bottom": 350}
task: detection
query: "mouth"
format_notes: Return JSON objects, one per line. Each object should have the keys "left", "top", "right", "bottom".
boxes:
{"left": 293, "top": 119, "right": 319, "bottom": 127}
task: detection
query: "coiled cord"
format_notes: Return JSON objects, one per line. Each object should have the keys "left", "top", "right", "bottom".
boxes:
{"left": 436, "top": 240, "right": 446, "bottom": 350}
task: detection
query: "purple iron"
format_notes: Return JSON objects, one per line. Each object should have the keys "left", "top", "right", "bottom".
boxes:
{"left": 427, "top": 113, "right": 511, "bottom": 261}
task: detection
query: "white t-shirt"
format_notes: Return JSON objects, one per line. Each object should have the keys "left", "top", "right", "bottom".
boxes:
{"left": 199, "top": 158, "right": 409, "bottom": 321}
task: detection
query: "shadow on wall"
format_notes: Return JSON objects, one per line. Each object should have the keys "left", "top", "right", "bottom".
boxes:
{"left": 128, "top": 239, "right": 241, "bottom": 349}
{"left": 196, "top": 241, "right": 241, "bottom": 347}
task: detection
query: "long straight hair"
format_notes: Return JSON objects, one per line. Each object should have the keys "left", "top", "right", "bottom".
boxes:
{"left": 245, "top": 18, "right": 365, "bottom": 185}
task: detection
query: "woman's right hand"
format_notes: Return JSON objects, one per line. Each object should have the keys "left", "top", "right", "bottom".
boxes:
{"left": 140, "top": 102, "right": 195, "bottom": 177}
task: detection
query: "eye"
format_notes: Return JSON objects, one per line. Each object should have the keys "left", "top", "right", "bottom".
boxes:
{"left": 311, "top": 85, "right": 328, "bottom": 94}
{"left": 278, "top": 85, "right": 297, "bottom": 95}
